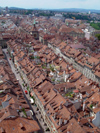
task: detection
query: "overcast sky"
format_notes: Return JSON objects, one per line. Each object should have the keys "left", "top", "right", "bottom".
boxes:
{"left": 0, "top": 0, "right": 100, "bottom": 10}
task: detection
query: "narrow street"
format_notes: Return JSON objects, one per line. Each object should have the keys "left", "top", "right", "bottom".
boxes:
{"left": 3, "top": 49, "right": 45, "bottom": 133}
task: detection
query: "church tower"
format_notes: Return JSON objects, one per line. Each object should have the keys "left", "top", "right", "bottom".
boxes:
{"left": 30, "top": 19, "right": 39, "bottom": 40}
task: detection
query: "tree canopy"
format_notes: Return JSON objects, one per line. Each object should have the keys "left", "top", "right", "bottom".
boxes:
{"left": 95, "top": 34, "right": 100, "bottom": 40}
{"left": 90, "top": 23, "right": 100, "bottom": 30}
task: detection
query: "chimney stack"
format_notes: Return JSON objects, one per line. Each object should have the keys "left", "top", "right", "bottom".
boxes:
{"left": 64, "top": 119, "right": 67, "bottom": 125}
{"left": 59, "top": 118, "right": 62, "bottom": 126}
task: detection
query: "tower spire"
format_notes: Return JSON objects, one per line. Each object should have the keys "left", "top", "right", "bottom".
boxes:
{"left": 33, "top": 19, "right": 36, "bottom": 27}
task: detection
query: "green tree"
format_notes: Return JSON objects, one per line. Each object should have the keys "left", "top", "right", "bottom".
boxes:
{"left": 95, "top": 34, "right": 100, "bottom": 40}
{"left": 90, "top": 23, "right": 100, "bottom": 30}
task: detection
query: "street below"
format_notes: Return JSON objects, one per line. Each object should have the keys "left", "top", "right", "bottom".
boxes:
{"left": 3, "top": 49, "right": 46, "bottom": 133}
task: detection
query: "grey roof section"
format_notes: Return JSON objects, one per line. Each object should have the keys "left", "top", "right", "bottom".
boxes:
{"left": 6, "top": 95, "right": 12, "bottom": 101}
{"left": 2, "top": 101, "right": 9, "bottom": 108}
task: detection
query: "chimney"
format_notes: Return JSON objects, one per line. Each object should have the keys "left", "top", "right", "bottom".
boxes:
{"left": 45, "top": 58, "right": 47, "bottom": 66}
{"left": 59, "top": 103, "right": 63, "bottom": 110}
{"left": 69, "top": 115, "right": 71, "bottom": 120}
{"left": 71, "top": 122, "right": 73, "bottom": 125}
{"left": 5, "top": 110, "right": 7, "bottom": 114}
{"left": 67, "top": 129, "right": 70, "bottom": 133}
{"left": 65, "top": 87, "right": 67, "bottom": 93}
{"left": 47, "top": 89, "right": 50, "bottom": 93}
{"left": 83, "top": 101, "right": 86, "bottom": 111}
{"left": 1, "top": 127, "right": 5, "bottom": 133}
{"left": 98, "top": 88, "right": 100, "bottom": 93}
{"left": 64, "top": 119, "right": 67, "bottom": 125}
{"left": 78, "top": 118, "right": 80, "bottom": 124}
{"left": 19, "top": 123, "right": 24, "bottom": 129}
{"left": 59, "top": 118, "right": 62, "bottom": 126}
{"left": 17, "top": 95, "right": 19, "bottom": 100}
{"left": 63, "top": 70, "right": 65, "bottom": 80}
{"left": 92, "top": 62, "right": 95, "bottom": 67}
{"left": 67, "top": 64, "right": 69, "bottom": 69}
{"left": 54, "top": 113, "right": 57, "bottom": 119}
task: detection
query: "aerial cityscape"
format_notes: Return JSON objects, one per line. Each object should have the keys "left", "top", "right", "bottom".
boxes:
{"left": 0, "top": 0, "right": 100, "bottom": 133}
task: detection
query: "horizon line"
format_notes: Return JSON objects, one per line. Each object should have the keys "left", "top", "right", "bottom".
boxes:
{"left": 1, "top": 6, "right": 100, "bottom": 11}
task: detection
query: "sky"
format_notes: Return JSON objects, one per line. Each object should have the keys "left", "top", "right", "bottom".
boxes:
{"left": 0, "top": 0, "right": 100, "bottom": 10}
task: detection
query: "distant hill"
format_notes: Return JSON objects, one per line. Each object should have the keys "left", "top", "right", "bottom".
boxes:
{"left": 51, "top": 8, "right": 100, "bottom": 13}
{"left": 3, "top": 7, "right": 100, "bottom": 13}
{"left": 9, "top": 7, "right": 26, "bottom": 10}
